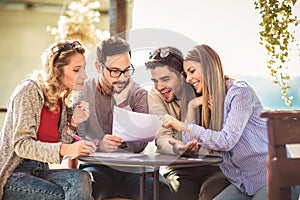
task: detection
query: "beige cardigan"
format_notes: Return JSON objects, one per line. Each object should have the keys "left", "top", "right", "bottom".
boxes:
{"left": 0, "top": 79, "right": 73, "bottom": 198}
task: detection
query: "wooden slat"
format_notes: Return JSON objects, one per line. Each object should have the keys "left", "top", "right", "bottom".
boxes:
{"left": 261, "top": 110, "right": 300, "bottom": 119}
{"left": 272, "top": 158, "right": 300, "bottom": 187}
{"left": 268, "top": 159, "right": 300, "bottom": 200}
{"left": 272, "top": 146, "right": 287, "bottom": 159}
{"left": 267, "top": 118, "right": 300, "bottom": 145}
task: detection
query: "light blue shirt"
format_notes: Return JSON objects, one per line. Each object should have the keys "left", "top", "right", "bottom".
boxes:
{"left": 184, "top": 80, "right": 268, "bottom": 195}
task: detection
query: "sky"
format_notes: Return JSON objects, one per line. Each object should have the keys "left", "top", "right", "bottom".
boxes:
{"left": 130, "top": 0, "right": 300, "bottom": 77}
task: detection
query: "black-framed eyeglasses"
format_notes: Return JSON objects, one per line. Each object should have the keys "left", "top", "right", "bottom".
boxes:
{"left": 101, "top": 62, "right": 135, "bottom": 78}
{"left": 149, "top": 49, "right": 183, "bottom": 63}
{"left": 53, "top": 41, "right": 82, "bottom": 64}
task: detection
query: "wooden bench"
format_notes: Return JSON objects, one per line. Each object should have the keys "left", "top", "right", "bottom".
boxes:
{"left": 261, "top": 110, "right": 300, "bottom": 200}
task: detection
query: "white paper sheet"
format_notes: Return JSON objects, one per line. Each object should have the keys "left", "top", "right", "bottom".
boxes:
{"left": 112, "top": 106, "right": 162, "bottom": 142}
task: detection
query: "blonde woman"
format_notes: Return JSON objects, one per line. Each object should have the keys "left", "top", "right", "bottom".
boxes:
{"left": 0, "top": 40, "right": 96, "bottom": 200}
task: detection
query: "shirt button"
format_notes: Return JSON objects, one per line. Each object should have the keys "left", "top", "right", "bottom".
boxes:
{"left": 235, "top": 169, "right": 240, "bottom": 173}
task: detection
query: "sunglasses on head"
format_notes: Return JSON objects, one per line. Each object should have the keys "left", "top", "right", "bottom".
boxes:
{"left": 149, "top": 49, "right": 182, "bottom": 63}
{"left": 53, "top": 41, "right": 82, "bottom": 64}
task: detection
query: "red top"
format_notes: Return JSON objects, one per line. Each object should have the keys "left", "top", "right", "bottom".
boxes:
{"left": 37, "top": 100, "right": 62, "bottom": 143}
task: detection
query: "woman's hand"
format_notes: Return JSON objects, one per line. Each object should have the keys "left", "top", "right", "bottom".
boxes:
{"left": 188, "top": 96, "right": 203, "bottom": 109}
{"left": 60, "top": 140, "right": 97, "bottom": 157}
{"left": 99, "top": 134, "right": 124, "bottom": 152}
{"left": 71, "top": 100, "right": 89, "bottom": 125}
{"left": 168, "top": 138, "right": 198, "bottom": 156}
{"left": 188, "top": 96, "right": 213, "bottom": 110}
{"left": 160, "top": 114, "right": 182, "bottom": 131}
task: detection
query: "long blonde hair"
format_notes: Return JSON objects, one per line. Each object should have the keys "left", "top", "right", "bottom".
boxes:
{"left": 185, "top": 45, "right": 226, "bottom": 130}
{"left": 33, "top": 40, "right": 85, "bottom": 111}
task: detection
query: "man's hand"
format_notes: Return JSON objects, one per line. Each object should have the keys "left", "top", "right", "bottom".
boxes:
{"left": 113, "top": 78, "right": 133, "bottom": 105}
{"left": 160, "top": 114, "right": 182, "bottom": 131}
{"left": 168, "top": 138, "right": 198, "bottom": 156}
{"left": 99, "top": 134, "right": 124, "bottom": 152}
{"left": 72, "top": 100, "right": 89, "bottom": 125}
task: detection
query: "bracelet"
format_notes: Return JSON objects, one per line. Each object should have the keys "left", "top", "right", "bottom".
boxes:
{"left": 67, "top": 122, "right": 77, "bottom": 131}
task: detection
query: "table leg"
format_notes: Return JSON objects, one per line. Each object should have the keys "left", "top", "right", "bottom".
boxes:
{"left": 140, "top": 168, "right": 145, "bottom": 200}
{"left": 153, "top": 166, "right": 159, "bottom": 200}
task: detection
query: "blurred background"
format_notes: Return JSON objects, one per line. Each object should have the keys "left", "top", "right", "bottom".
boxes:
{"left": 1, "top": 0, "right": 300, "bottom": 129}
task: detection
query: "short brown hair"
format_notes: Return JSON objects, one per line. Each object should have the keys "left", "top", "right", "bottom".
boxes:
{"left": 96, "top": 36, "right": 131, "bottom": 63}
{"left": 145, "top": 46, "right": 183, "bottom": 76}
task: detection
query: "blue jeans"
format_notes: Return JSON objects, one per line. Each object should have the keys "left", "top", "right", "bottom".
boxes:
{"left": 213, "top": 184, "right": 300, "bottom": 200}
{"left": 3, "top": 159, "right": 93, "bottom": 200}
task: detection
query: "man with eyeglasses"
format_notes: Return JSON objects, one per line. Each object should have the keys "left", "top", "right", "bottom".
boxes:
{"left": 145, "top": 47, "right": 229, "bottom": 200}
{"left": 76, "top": 37, "right": 171, "bottom": 200}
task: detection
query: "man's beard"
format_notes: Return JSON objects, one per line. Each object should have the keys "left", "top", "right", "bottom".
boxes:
{"left": 112, "top": 78, "right": 130, "bottom": 94}
{"left": 100, "top": 72, "right": 130, "bottom": 94}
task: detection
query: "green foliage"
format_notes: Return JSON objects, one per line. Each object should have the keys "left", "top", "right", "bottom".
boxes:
{"left": 254, "top": 0, "right": 299, "bottom": 106}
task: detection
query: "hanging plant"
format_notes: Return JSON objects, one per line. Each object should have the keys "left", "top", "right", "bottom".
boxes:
{"left": 254, "top": 0, "right": 300, "bottom": 106}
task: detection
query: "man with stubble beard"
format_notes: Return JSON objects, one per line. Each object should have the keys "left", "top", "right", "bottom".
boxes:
{"left": 77, "top": 37, "right": 171, "bottom": 200}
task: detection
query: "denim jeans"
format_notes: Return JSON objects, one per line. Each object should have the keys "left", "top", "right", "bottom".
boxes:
{"left": 3, "top": 159, "right": 93, "bottom": 200}
{"left": 213, "top": 184, "right": 300, "bottom": 200}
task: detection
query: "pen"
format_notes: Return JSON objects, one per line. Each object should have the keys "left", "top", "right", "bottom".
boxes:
{"left": 72, "top": 134, "right": 82, "bottom": 141}
{"left": 68, "top": 131, "right": 100, "bottom": 147}
{"left": 63, "top": 133, "right": 82, "bottom": 160}
{"left": 70, "top": 134, "right": 98, "bottom": 157}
